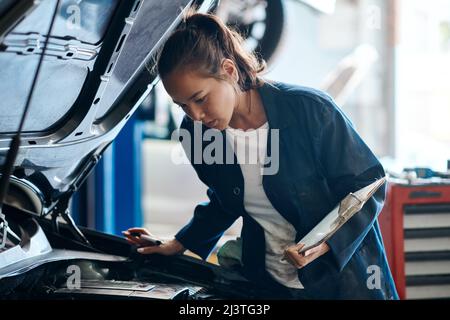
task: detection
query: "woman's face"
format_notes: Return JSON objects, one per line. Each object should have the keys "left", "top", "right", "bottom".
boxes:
{"left": 162, "top": 62, "right": 238, "bottom": 131}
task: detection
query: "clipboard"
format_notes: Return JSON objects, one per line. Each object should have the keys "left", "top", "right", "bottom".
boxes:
{"left": 297, "top": 177, "right": 386, "bottom": 254}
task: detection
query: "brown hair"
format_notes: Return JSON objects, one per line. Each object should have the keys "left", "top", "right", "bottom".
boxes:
{"left": 154, "top": 9, "right": 266, "bottom": 91}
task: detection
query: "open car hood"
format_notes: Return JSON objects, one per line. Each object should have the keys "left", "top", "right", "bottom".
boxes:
{"left": 0, "top": 0, "right": 215, "bottom": 216}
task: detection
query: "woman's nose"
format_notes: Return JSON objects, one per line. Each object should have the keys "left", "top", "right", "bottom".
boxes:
{"left": 191, "top": 108, "right": 206, "bottom": 122}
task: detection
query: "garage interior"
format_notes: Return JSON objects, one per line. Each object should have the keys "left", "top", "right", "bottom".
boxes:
{"left": 1, "top": 0, "right": 450, "bottom": 300}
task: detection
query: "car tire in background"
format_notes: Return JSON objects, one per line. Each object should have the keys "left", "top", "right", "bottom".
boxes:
{"left": 217, "top": 0, "right": 285, "bottom": 65}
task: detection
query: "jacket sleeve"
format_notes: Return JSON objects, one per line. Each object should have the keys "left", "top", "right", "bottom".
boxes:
{"left": 175, "top": 187, "right": 239, "bottom": 260}
{"left": 308, "top": 94, "right": 386, "bottom": 272}
{"left": 174, "top": 116, "right": 240, "bottom": 260}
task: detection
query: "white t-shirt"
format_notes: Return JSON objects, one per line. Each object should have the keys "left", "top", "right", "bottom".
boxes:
{"left": 225, "top": 122, "right": 303, "bottom": 289}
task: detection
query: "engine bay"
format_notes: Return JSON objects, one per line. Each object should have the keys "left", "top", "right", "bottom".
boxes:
{"left": 0, "top": 204, "right": 284, "bottom": 300}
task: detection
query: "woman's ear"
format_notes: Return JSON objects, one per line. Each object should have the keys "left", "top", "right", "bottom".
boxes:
{"left": 221, "top": 58, "right": 238, "bottom": 82}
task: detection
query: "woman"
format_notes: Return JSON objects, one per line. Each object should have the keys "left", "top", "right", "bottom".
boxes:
{"left": 123, "top": 11, "right": 398, "bottom": 300}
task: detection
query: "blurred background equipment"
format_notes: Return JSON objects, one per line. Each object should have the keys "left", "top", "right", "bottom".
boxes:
{"left": 216, "top": 0, "right": 336, "bottom": 65}
{"left": 216, "top": 0, "right": 286, "bottom": 64}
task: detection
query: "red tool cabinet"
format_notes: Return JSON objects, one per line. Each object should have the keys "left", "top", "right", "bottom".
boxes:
{"left": 378, "top": 180, "right": 450, "bottom": 299}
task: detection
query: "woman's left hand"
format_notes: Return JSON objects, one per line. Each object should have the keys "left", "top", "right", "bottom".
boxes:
{"left": 283, "top": 242, "right": 330, "bottom": 269}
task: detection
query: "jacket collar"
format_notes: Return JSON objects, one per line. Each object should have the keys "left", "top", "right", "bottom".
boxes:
{"left": 256, "top": 79, "right": 296, "bottom": 129}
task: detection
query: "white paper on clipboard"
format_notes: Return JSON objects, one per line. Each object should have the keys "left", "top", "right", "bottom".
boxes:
{"left": 296, "top": 177, "right": 386, "bottom": 254}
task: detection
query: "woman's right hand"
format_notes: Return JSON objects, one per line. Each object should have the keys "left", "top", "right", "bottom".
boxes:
{"left": 122, "top": 227, "right": 185, "bottom": 256}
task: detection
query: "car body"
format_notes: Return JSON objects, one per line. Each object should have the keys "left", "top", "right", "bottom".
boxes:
{"left": 0, "top": 0, "right": 285, "bottom": 300}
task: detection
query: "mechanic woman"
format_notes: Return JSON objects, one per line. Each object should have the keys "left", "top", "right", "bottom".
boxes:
{"left": 123, "top": 10, "right": 399, "bottom": 300}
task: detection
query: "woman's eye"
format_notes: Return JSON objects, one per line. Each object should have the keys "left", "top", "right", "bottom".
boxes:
{"left": 195, "top": 96, "right": 206, "bottom": 104}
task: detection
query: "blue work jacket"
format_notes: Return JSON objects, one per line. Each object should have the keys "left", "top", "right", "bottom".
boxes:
{"left": 174, "top": 80, "right": 399, "bottom": 300}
